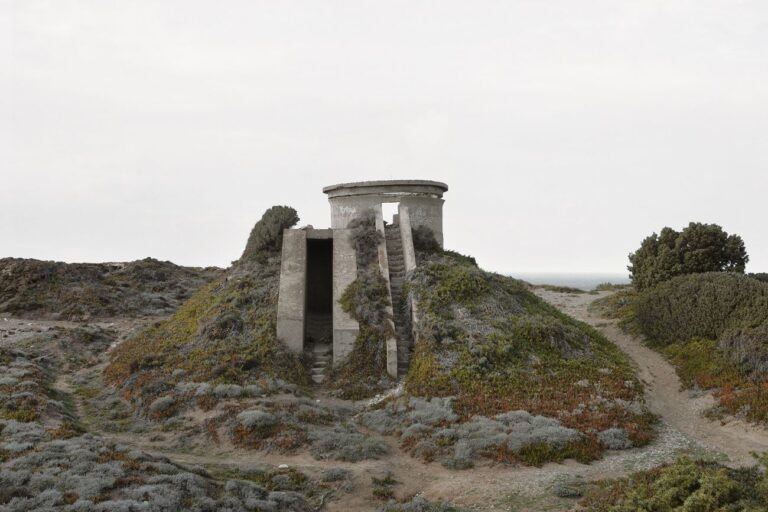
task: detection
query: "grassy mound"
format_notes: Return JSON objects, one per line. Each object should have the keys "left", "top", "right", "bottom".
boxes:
{"left": 397, "top": 251, "right": 654, "bottom": 464}
{"left": 105, "top": 258, "right": 308, "bottom": 414}
{"left": 581, "top": 455, "right": 768, "bottom": 511}
{"left": 593, "top": 273, "right": 768, "bottom": 424}
{"left": 0, "top": 257, "right": 221, "bottom": 320}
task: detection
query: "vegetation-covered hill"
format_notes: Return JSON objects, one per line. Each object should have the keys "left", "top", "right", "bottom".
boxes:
{"left": 104, "top": 257, "right": 309, "bottom": 414}
{"left": 0, "top": 257, "right": 221, "bottom": 320}
{"left": 372, "top": 249, "right": 656, "bottom": 467}
{"left": 101, "top": 212, "right": 655, "bottom": 471}
{"left": 593, "top": 272, "right": 768, "bottom": 424}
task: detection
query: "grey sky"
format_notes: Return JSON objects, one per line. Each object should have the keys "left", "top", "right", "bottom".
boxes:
{"left": 2, "top": 1, "right": 767, "bottom": 274}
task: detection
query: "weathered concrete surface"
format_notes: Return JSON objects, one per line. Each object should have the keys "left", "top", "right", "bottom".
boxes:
{"left": 400, "top": 195, "right": 445, "bottom": 247}
{"left": 276, "top": 229, "right": 307, "bottom": 354}
{"left": 323, "top": 180, "right": 448, "bottom": 247}
{"left": 399, "top": 206, "right": 417, "bottom": 274}
{"left": 386, "top": 339, "right": 398, "bottom": 378}
{"left": 306, "top": 228, "right": 333, "bottom": 239}
{"left": 398, "top": 205, "right": 419, "bottom": 362}
{"left": 332, "top": 228, "right": 359, "bottom": 364}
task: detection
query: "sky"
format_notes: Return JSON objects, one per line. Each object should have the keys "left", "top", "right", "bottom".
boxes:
{"left": 2, "top": 1, "right": 767, "bottom": 274}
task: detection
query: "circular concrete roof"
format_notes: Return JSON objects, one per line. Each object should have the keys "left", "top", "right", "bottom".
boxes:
{"left": 322, "top": 180, "right": 448, "bottom": 198}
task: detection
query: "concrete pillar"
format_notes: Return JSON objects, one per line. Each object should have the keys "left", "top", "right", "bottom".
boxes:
{"left": 399, "top": 205, "right": 420, "bottom": 345}
{"left": 276, "top": 229, "right": 307, "bottom": 354}
{"left": 386, "top": 339, "right": 398, "bottom": 378}
{"left": 398, "top": 206, "right": 417, "bottom": 273}
{"left": 332, "top": 229, "right": 359, "bottom": 364}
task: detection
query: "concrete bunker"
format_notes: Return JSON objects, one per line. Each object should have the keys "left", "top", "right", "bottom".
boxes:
{"left": 276, "top": 180, "right": 448, "bottom": 383}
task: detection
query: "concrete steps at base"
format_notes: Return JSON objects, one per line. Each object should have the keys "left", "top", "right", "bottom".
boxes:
{"left": 308, "top": 342, "right": 332, "bottom": 384}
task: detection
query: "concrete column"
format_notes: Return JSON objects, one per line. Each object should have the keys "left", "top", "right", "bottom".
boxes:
{"left": 399, "top": 206, "right": 420, "bottom": 344}
{"left": 398, "top": 206, "right": 417, "bottom": 273}
{"left": 276, "top": 229, "right": 307, "bottom": 354}
{"left": 332, "top": 229, "right": 359, "bottom": 364}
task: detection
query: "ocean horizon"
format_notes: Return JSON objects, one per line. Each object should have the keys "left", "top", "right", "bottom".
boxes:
{"left": 509, "top": 272, "right": 631, "bottom": 291}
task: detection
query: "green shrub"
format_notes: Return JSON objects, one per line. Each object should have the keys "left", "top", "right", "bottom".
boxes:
{"left": 240, "top": 206, "right": 299, "bottom": 262}
{"left": 589, "top": 288, "right": 638, "bottom": 331}
{"left": 331, "top": 213, "right": 394, "bottom": 398}
{"left": 537, "top": 284, "right": 585, "bottom": 294}
{"left": 412, "top": 225, "right": 441, "bottom": 254}
{"left": 348, "top": 210, "right": 383, "bottom": 267}
{"left": 634, "top": 272, "right": 768, "bottom": 346}
{"left": 628, "top": 222, "right": 748, "bottom": 291}
{"left": 593, "top": 273, "right": 768, "bottom": 423}
{"left": 580, "top": 456, "right": 768, "bottom": 511}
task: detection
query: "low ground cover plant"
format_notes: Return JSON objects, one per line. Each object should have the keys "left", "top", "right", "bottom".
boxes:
{"left": 0, "top": 257, "right": 220, "bottom": 320}
{"left": 580, "top": 455, "right": 768, "bottom": 511}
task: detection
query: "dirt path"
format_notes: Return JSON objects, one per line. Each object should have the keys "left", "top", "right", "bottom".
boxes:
{"left": 535, "top": 289, "right": 768, "bottom": 467}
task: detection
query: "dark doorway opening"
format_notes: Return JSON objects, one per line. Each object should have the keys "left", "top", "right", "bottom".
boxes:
{"left": 305, "top": 239, "right": 333, "bottom": 349}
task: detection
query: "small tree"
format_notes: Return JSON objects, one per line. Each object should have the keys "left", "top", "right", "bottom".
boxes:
{"left": 240, "top": 206, "right": 299, "bottom": 262}
{"left": 628, "top": 222, "right": 748, "bottom": 290}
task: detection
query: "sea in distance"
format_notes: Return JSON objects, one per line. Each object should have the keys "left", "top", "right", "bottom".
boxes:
{"left": 510, "top": 273, "right": 631, "bottom": 291}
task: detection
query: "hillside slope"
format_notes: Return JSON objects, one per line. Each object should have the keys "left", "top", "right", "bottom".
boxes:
{"left": 0, "top": 257, "right": 221, "bottom": 320}
{"left": 358, "top": 250, "right": 655, "bottom": 468}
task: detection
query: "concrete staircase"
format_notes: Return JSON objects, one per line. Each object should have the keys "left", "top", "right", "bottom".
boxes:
{"left": 385, "top": 225, "right": 412, "bottom": 377}
{"left": 305, "top": 314, "right": 332, "bottom": 384}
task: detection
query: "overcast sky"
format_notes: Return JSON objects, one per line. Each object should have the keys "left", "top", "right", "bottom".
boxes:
{"left": 2, "top": 1, "right": 767, "bottom": 274}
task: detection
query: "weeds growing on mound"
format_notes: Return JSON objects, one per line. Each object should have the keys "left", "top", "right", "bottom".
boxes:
{"left": 105, "top": 207, "right": 309, "bottom": 417}
{"left": 329, "top": 211, "right": 395, "bottom": 398}
{"left": 392, "top": 230, "right": 655, "bottom": 466}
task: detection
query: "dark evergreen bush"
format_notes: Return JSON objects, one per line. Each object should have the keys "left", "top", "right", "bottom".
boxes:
{"left": 628, "top": 222, "right": 748, "bottom": 291}
{"left": 412, "top": 225, "right": 441, "bottom": 254}
{"left": 240, "top": 206, "right": 299, "bottom": 262}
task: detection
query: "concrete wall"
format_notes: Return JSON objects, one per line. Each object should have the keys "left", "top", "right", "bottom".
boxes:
{"left": 327, "top": 194, "right": 445, "bottom": 247}
{"left": 399, "top": 196, "right": 445, "bottom": 247}
{"left": 332, "top": 228, "right": 359, "bottom": 364}
{"left": 323, "top": 180, "right": 448, "bottom": 248}
{"left": 276, "top": 229, "right": 307, "bottom": 354}
{"left": 398, "top": 206, "right": 420, "bottom": 347}
{"left": 398, "top": 205, "right": 417, "bottom": 273}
